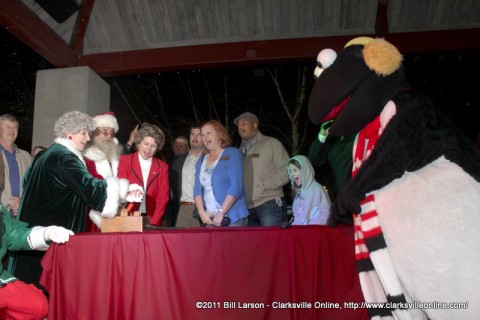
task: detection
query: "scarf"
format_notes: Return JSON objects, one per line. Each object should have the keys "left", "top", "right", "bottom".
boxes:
{"left": 240, "top": 131, "right": 262, "bottom": 155}
{"left": 352, "top": 114, "right": 412, "bottom": 320}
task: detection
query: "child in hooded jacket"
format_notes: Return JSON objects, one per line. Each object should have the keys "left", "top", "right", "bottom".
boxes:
{"left": 288, "top": 155, "right": 331, "bottom": 225}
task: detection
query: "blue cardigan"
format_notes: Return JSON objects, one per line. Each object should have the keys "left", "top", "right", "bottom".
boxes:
{"left": 193, "top": 147, "right": 249, "bottom": 223}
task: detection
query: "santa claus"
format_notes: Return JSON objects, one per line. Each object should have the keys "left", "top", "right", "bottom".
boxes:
{"left": 83, "top": 112, "right": 124, "bottom": 231}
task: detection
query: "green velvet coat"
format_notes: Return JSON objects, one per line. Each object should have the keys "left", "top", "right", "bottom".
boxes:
{"left": 10, "top": 139, "right": 110, "bottom": 287}
{"left": 18, "top": 141, "right": 108, "bottom": 231}
{"left": 0, "top": 206, "right": 34, "bottom": 287}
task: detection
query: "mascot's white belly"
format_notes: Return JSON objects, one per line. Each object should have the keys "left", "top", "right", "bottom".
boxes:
{"left": 373, "top": 156, "right": 480, "bottom": 320}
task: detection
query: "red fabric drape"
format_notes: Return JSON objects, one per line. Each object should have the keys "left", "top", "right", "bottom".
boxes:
{"left": 40, "top": 226, "right": 369, "bottom": 320}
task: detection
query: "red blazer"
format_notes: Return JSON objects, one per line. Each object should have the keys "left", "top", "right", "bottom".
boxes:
{"left": 117, "top": 152, "right": 169, "bottom": 226}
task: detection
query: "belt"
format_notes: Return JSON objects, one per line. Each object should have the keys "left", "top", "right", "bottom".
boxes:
{"left": 180, "top": 201, "right": 195, "bottom": 205}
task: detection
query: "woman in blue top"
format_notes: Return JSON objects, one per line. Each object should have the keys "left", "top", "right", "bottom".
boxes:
{"left": 194, "top": 120, "right": 249, "bottom": 227}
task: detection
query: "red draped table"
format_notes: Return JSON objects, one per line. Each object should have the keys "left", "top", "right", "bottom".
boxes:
{"left": 40, "top": 225, "right": 369, "bottom": 320}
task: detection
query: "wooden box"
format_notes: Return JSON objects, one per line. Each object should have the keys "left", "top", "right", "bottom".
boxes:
{"left": 101, "top": 214, "right": 150, "bottom": 233}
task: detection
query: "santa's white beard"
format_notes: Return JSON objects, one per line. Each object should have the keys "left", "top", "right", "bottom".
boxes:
{"left": 94, "top": 138, "right": 123, "bottom": 161}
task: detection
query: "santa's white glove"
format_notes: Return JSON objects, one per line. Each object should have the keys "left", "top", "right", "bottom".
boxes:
{"left": 126, "top": 183, "right": 144, "bottom": 203}
{"left": 43, "top": 226, "right": 74, "bottom": 244}
{"left": 89, "top": 210, "right": 102, "bottom": 229}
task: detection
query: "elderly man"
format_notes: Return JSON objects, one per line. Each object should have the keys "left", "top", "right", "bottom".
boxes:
{"left": 234, "top": 112, "right": 290, "bottom": 226}
{"left": 172, "top": 135, "right": 190, "bottom": 157}
{"left": 0, "top": 114, "right": 31, "bottom": 217}
{"left": 169, "top": 124, "right": 204, "bottom": 227}
{"left": 83, "top": 112, "right": 124, "bottom": 231}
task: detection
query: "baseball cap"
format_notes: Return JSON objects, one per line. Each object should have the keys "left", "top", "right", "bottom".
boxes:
{"left": 234, "top": 112, "right": 259, "bottom": 126}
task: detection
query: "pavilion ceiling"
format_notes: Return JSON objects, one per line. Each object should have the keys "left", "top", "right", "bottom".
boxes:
{"left": 1, "top": 0, "right": 479, "bottom": 76}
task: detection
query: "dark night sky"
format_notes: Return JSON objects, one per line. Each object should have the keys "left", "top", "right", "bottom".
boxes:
{"left": 403, "top": 51, "right": 480, "bottom": 142}
{"left": 1, "top": 26, "right": 479, "bottom": 155}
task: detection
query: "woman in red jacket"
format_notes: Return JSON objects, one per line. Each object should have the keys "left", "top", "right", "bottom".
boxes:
{"left": 117, "top": 123, "right": 169, "bottom": 226}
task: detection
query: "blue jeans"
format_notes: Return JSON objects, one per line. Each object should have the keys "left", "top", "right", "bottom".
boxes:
{"left": 247, "top": 198, "right": 285, "bottom": 227}
{"left": 229, "top": 217, "right": 248, "bottom": 227}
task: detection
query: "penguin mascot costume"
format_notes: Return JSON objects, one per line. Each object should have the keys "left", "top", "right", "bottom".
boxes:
{"left": 308, "top": 37, "right": 480, "bottom": 320}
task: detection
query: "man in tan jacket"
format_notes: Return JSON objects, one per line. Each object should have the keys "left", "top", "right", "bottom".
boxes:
{"left": 0, "top": 114, "right": 31, "bottom": 216}
{"left": 234, "top": 112, "right": 290, "bottom": 226}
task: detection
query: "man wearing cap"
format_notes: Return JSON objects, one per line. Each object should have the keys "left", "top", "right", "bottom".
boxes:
{"left": 83, "top": 112, "right": 124, "bottom": 231}
{"left": 234, "top": 112, "right": 290, "bottom": 226}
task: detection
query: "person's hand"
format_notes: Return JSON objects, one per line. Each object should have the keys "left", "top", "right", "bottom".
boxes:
{"left": 126, "top": 190, "right": 144, "bottom": 203}
{"left": 127, "top": 124, "right": 139, "bottom": 145}
{"left": 8, "top": 196, "right": 20, "bottom": 216}
{"left": 199, "top": 211, "right": 213, "bottom": 225}
{"left": 212, "top": 211, "right": 225, "bottom": 226}
{"left": 44, "top": 226, "right": 74, "bottom": 244}
{"left": 318, "top": 120, "right": 334, "bottom": 143}
{"left": 320, "top": 120, "right": 334, "bottom": 135}
{"left": 126, "top": 183, "right": 144, "bottom": 203}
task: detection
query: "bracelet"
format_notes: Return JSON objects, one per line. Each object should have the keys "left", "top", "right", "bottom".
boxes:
{"left": 218, "top": 208, "right": 224, "bottom": 214}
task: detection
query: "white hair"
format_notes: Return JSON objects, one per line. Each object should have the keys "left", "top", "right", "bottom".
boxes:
{"left": 54, "top": 111, "right": 96, "bottom": 138}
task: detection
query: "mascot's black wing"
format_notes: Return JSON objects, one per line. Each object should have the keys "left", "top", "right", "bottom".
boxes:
{"left": 340, "top": 89, "right": 480, "bottom": 213}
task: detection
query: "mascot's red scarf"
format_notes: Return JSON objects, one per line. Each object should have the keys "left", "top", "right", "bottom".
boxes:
{"left": 352, "top": 107, "right": 412, "bottom": 320}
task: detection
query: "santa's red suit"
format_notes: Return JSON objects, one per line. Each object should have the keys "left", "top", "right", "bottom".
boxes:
{"left": 83, "top": 142, "right": 120, "bottom": 232}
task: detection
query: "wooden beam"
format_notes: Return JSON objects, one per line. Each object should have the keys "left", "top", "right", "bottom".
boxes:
{"left": 79, "top": 28, "right": 480, "bottom": 77}
{"left": 388, "top": 29, "right": 480, "bottom": 55}
{"left": 375, "top": 0, "right": 390, "bottom": 35}
{"left": 78, "top": 37, "right": 352, "bottom": 77}
{"left": 0, "top": 0, "right": 78, "bottom": 68}
{"left": 70, "top": 0, "right": 96, "bottom": 54}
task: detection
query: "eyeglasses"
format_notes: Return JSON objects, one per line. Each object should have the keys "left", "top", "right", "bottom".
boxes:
{"left": 95, "top": 128, "right": 116, "bottom": 137}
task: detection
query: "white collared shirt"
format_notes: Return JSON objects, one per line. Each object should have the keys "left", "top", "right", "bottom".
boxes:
{"left": 138, "top": 154, "right": 152, "bottom": 213}
{"left": 180, "top": 151, "right": 201, "bottom": 202}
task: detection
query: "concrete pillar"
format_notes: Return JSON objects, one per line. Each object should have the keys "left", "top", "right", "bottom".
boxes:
{"left": 32, "top": 66, "right": 110, "bottom": 150}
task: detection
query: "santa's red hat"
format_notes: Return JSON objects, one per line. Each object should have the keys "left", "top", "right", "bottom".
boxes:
{"left": 93, "top": 111, "right": 119, "bottom": 132}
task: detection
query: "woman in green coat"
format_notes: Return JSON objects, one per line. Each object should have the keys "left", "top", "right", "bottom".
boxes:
{"left": 10, "top": 111, "right": 128, "bottom": 289}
